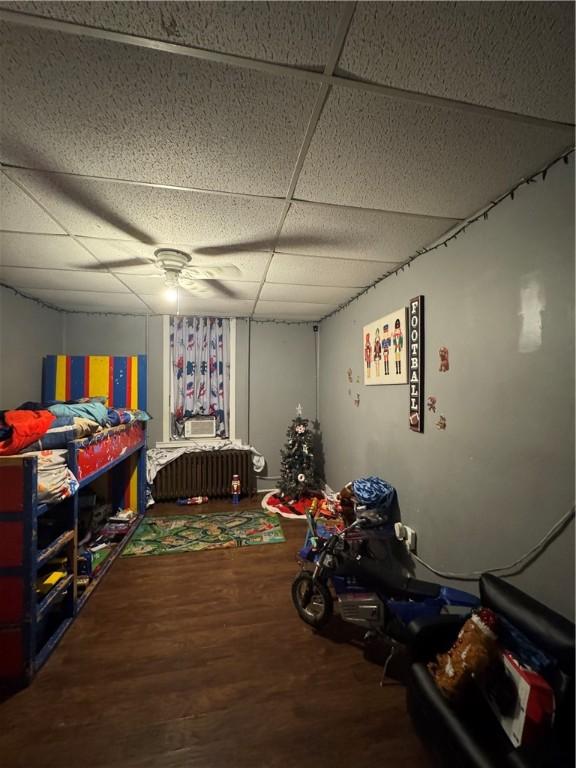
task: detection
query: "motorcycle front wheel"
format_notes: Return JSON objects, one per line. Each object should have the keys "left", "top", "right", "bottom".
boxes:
{"left": 292, "top": 571, "right": 333, "bottom": 629}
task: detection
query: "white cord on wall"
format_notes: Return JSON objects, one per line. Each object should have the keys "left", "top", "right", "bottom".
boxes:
{"left": 412, "top": 505, "right": 575, "bottom": 581}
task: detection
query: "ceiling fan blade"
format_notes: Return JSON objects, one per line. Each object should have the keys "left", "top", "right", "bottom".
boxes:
{"left": 208, "top": 280, "right": 236, "bottom": 298}
{"left": 82, "top": 258, "right": 156, "bottom": 271}
{"left": 193, "top": 238, "right": 273, "bottom": 256}
{"left": 179, "top": 277, "right": 217, "bottom": 297}
{"left": 2, "top": 139, "right": 156, "bottom": 245}
{"left": 181, "top": 265, "right": 241, "bottom": 280}
{"left": 193, "top": 234, "right": 345, "bottom": 257}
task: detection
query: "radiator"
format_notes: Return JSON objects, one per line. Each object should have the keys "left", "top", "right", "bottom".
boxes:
{"left": 153, "top": 450, "right": 255, "bottom": 500}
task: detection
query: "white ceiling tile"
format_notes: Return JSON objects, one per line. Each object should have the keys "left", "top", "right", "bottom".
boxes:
{"left": 0, "top": 266, "right": 129, "bottom": 292}
{"left": 296, "top": 87, "right": 573, "bottom": 218}
{"left": 21, "top": 289, "right": 149, "bottom": 313}
{"left": 267, "top": 253, "right": 395, "bottom": 288}
{"left": 79, "top": 239, "right": 271, "bottom": 283}
{"left": 7, "top": 172, "right": 284, "bottom": 249}
{"left": 76, "top": 241, "right": 160, "bottom": 275}
{"left": 282, "top": 202, "right": 459, "bottom": 262}
{"left": 0, "top": 232, "right": 97, "bottom": 269}
{"left": 254, "top": 301, "right": 335, "bottom": 321}
{"left": 0, "top": 173, "right": 65, "bottom": 234}
{"left": 141, "top": 293, "right": 253, "bottom": 317}
{"left": 260, "top": 283, "right": 353, "bottom": 305}
{"left": 2, "top": 1, "right": 341, "bottom": 69}
{"left": 0, "top": 22, "right": 320, "bottom": 195}
{"left": 338, "top": 2, "right": 575, "bottom": 123}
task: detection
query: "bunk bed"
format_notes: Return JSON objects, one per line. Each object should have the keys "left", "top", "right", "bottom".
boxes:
{"left": 0, "top": 354, "right": 147, "bottom": 688}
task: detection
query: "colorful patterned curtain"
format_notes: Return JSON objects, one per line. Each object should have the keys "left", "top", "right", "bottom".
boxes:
{"left": 170, "top": 317, "right": 230, "bottom": 437}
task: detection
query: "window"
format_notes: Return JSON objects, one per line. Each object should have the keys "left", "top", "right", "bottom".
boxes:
{"left": 166, "top": 316, "right": 235, "bottom": 441}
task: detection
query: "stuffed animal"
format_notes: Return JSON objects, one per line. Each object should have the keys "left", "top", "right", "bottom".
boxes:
{"left": 428, "top": 608, "right": 498, "bottom": 700}
{"left": 336, "top": 484, "right": 357, "bottom": 526}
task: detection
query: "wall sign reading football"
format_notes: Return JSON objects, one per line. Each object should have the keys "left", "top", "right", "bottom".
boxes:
{"left": 408, "top": 295, "right": 425, "bottom": 432}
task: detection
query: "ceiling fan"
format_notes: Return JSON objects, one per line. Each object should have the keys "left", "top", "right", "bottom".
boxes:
{"left": 2, "top": 140, "right": 345, "bottom": 300}
{"left": 151, "top": 247, "right": 239, "bottom": 299}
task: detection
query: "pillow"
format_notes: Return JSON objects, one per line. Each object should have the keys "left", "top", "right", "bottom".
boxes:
{"left": 428, "top": 608, "right": 499, "bottom": 701}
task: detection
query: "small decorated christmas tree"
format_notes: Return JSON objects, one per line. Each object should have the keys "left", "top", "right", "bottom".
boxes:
{"left": 279, "top": 405, "right": 317, "bottom": 499}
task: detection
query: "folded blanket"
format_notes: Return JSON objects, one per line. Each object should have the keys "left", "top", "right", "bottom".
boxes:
{"left": 49, "top": 401, "right": 109, "bottom": 425}
{"left": 74, "top": 417, "right": 101, "bottom": 437}
{"left": 23, "top": 416, "right": 101, "bottom": 452}
{"left": 19, "top": 448, "right": 79, "bottom": 504}
{"left": 0, "top": 410, "right": 55, "bottom": 455}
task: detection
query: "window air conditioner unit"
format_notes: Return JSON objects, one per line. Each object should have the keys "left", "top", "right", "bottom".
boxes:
{"left": 184, "top": 416, "right": 217, "bottom": 439}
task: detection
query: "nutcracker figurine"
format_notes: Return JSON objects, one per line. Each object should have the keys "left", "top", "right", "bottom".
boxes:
{"left": 393, "top": 317, "right": 404, "bottom": 375}
{"left": 382, "top": 323, "right": 390, "bottom": 375}
{"left": 231, "top": 474, "right": 241, "bottom": 504}
{"left": 364, "top": 332, "right": 372, "bottom": 379}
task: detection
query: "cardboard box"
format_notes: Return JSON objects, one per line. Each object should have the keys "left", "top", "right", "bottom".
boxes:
{"left": 483, "top": 651, "right": 555, "bottom": 747}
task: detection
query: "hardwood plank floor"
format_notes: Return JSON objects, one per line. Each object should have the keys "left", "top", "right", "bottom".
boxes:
{"left": 0, "top": 497, "right": 432, "bottom": 768}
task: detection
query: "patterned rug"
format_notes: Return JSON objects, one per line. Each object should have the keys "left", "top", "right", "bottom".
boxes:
{"left": 122, "top": 510, "right": 285, "bottom": 557}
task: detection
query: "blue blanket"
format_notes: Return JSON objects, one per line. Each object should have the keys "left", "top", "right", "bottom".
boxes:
{"left": 48, "top": 401, "right": 109, "bottom": 425}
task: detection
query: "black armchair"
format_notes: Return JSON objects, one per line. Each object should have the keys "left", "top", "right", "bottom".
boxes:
{"left": 406, "top": 574, "right": 575, "bottom": 768}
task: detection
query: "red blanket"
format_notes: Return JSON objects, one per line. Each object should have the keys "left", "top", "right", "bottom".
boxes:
{"left": 0, "top": 410, "right": 56, "bottom": 455}
{"left": 262, "top": 491, "right": 337, "bottom": 520}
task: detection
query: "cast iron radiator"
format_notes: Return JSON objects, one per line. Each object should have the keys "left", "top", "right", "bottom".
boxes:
{"left": 152, "top": 450, "right": 255, "bottom": 500}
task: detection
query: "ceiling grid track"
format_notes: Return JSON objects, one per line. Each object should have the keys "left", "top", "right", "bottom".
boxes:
{"left": 0, "top": 160, "right": 464, "bottom": 224}
{"left": 250, "top": 2, "right": 358, "bottom": 317}
{"left": 0, "top": 8, "right": 572, "bottom": 131}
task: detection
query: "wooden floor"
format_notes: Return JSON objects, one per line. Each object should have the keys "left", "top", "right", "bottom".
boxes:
{"left": 0, "top": 497, "right": 432, "bottom": 768}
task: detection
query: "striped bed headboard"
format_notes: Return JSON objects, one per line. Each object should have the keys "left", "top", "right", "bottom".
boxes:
{"left": 42, "top": 354, "right": 147, "bottom": 409}
{"left": 42, "top": 354, "right": 148, "bottom": 512}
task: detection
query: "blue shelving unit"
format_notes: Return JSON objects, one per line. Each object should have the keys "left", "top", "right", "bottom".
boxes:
{"left": 0, "top": 424, "right": 146, "bottom": 688}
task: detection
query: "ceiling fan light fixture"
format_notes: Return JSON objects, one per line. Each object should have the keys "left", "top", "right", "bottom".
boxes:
{"left": 163, "top": 270, "right": 180, "bottom": 288}
{"left": 165, "top": 287, "right": 178, "bottom": 302}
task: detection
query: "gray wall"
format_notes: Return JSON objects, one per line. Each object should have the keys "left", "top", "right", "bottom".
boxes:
{"left": 249, "top": 321, "right": 317, "bottom": 478}
{"left": 319, "top": 160, "right": 575, "bottom": 619}
{"left": 146, "top": 315, "right": 165, "bottom": 445}
{"left": 0, "top": 286, "right": 63, "bottom": 408}
{"left": 234, "top": 318, "right": 250, "bottom": 444}
{"left": 64, "top": 314, "right": 146, "bottom": 356}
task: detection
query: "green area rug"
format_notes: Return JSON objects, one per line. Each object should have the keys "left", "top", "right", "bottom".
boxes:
{"left": 122, "top": 510, "right": 285, "bottom": 557}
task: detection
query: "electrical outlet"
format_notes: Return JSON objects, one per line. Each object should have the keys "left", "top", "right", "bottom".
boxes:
{"left": 394, "top": 523, "right": 417, "bottom": 553}
{"left": 404, "top": 526, "right": 417, "bottom": 553}
{"left": 394, "top": 522, "right": 406, "bottom": 541}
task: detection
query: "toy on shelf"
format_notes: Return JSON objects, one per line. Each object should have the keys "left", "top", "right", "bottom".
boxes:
{"left": 36, "top": 571, "right": 67, "bottom": 597}
{"left": 231, "top": 474, "right": 241, "bottom": 504}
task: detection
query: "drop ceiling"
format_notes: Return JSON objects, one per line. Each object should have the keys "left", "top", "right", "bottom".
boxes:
{"left": 0, "top": 1, "right": 573, "bottom": 320}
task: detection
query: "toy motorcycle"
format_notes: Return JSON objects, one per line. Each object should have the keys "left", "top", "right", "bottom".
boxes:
{"left": 292, "top": 499, "right": 479, "bottom": 649}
